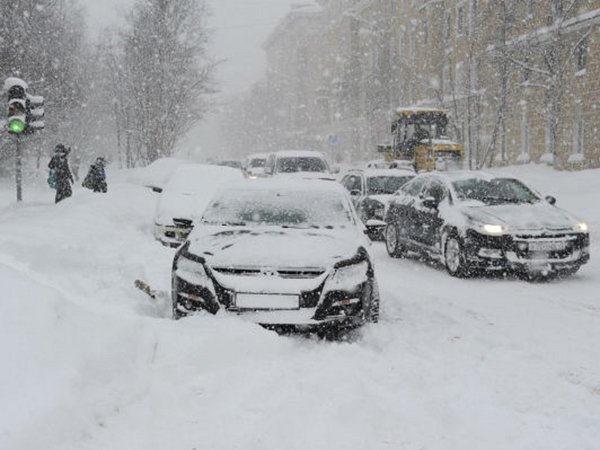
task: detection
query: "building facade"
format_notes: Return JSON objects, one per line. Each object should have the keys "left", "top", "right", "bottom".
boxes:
{"left": 235, "top": 0, "right": 599, "bottom": 169}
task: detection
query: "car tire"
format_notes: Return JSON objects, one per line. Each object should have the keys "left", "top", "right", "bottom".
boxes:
{"left": 385, "top": 223, "right": 404, "bottom": 258}
{"left": 444, "top": 235, "right": 470, "bottom": 278}
{"left": 366, "top": 280, "right": 380, "bottom": 323}
{"left": 368, "top": 296, "right": 380, "bottom": 323}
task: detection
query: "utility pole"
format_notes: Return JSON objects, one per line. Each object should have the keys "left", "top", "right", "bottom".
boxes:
{"left": 15, "top": 135, "right": 22, "bottom": 202}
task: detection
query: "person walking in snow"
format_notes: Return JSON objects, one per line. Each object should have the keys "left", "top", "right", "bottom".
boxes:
{"left": 48, "top": 144, "right": 74, "bottom": 203}
{"left": 82, "top": 156, "right": 108, "bottom": 193}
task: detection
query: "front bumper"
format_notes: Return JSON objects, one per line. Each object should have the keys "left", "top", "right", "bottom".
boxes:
{"left": 462, "top": 230, "right": 590, "bottom": 273}
{"left": 172, "top": 271, "right": 374, "bottom": 331}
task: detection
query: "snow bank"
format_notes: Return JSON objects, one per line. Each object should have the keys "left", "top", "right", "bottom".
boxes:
{"left": 0, "top": 163, "right": 599, "bottom": 450}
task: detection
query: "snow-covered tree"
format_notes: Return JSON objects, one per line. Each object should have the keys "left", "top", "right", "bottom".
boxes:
{"left": 118, "top": 0, "right": 216, "bottom": 163}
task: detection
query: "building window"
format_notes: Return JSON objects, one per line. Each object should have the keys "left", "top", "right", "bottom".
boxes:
{"left": 545, "top": 120, "right": 553, "bottom": 156}
{"left": 521, "top": 104, "right": 529, "bottom": 158}
{"left": 574, "top": 101, "right": 584, "bottom": 154}
{"left": 457, "top": 5, "right": 465, "bottom": 36}
{"left": 527, "top": 0, "right": 535, "bottom": 17}
{"left": 444, "top": 12, "right": 451, "bottom": 39}
{"left": 443, "top": 64, "right": 450, "bottom": 97}
{"left": 575, "top": 38, "right": 588, "bottom": 72}
{"left": 455, "top": 61, "right": 464, "bottom": 95}
{"left": 470, "top": 0, "right": 478, "bottom": 35}
{"left": 410, "top": 23, "right": 416, "bottom": 59}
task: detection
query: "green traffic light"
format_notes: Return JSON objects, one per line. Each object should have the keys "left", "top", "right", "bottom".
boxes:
{"left": 9, "top": 119, "right": 25, "bottom": 134}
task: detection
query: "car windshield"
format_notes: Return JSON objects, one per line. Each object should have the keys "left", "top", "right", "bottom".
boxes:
{"left": 276, "top": 157, "right": 328, "bottom": 173}
{"left": 202, "top": 188, "right": 353, "bottom": 228}
{"left": 249, "top": 158, "right": 265, "bottom": 168}
{"left": 452, "top": 178, "right": 541, "bottom": 205}
{"left": 367, "top": 175, "right": 414, "bottom": 195}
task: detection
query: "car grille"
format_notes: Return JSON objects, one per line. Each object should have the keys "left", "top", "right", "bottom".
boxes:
{"left": 511, "top": 234, "right": 584, "bottom": 261}
{"left": 210, "top": 267, "right": 326, "bottom": 279}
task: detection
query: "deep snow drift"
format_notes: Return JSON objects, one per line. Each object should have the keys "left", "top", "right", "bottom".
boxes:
{"left": 1, "top": 163, "right": 599, "bottom": 450}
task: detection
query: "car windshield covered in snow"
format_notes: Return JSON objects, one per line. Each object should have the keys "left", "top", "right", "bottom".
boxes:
{"left": 367, "top": 175, "right": 414, "bottom": 195}
{"left": 276, "top": 157, "right": 329, "bottom": 173}
{"left": 202, "top": 187, "right": 353, "bottom": 228}
{"left": 452, "top": 177, "right": 541, "bottom": 205}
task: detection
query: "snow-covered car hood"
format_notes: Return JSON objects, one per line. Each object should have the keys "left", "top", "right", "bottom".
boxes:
{"left": 462, "top": 202, "right": 579, "bottom": 232}
{"left": 155, "top": 192, "right": 204, "bottom": 225}
{"left": 187, "top": 225, "right": 365, "bottom": 269}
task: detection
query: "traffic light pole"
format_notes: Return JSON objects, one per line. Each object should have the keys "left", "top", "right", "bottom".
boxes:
{"left": 15, "top": 135, "right": 22, "bottom": 202}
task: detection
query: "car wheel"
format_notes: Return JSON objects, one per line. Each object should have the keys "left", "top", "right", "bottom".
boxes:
{"left": 385, "top": 223, "right": 404, "bottom": 258}
{"left": 444, "top": 235, "right": 470, "bottom": 278}
{"left": 365, "top": 280, "right": 380, "bottom": 323}
{"left": 367, "top": 295, "right": 380, "bottom": 323}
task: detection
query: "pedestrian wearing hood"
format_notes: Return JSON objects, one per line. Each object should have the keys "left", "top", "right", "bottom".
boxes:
{"left": 82, "top": 157, "right": 108, "bottom": 193}
{"left": 48, "top": 144, "right": 74, "bottom": 203}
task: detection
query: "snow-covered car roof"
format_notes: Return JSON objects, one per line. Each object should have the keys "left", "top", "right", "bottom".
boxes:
{"left": 247, "top": 153, "right": 268, "bottom": 160}
{"left": 165, "top": 164, "right": 243, "bottom": 193}
{"left": 272, "top": 150, "right": 327, "bottom": 159}
{"left": 352, "top": 168, "right": 416, "bottom": 178}
{"left": 154, "top": 164, "right": 245, "bottom": 226}
{"left": 420, "top": 170, "right": 501, "bottom": 183}
{"left": 395, "top": 106, "right": 446, "bottom": 115}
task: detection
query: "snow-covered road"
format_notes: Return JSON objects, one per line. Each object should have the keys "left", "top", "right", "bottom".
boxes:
{"left": 1, "top": 165, "right": 599, "bottom": 450}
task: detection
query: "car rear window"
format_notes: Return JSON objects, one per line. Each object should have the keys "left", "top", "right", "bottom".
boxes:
{"left": 367, "top": 176, "right": 414, "bottom": 194}
{"left": 276, "top": 157, "right": 328, "bottom": 173}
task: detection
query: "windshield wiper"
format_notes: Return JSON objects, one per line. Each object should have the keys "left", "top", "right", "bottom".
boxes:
{"left": 480, "top": 196, "right": 521, "bottom": 204}
{"left": 281, "top": 224, "right": 320, "bottom": 229}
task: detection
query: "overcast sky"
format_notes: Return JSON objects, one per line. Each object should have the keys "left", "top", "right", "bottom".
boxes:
{"left": 83, "top": 0, "right": 296, "bottom": 94}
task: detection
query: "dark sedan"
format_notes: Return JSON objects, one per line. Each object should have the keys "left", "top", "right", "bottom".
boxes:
{"left": 384, "top": 171, "right": 590, "bottom": 278}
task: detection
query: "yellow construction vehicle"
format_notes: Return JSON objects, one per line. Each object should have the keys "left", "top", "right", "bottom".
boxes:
{"left": 381, "top": 107, "right": 464, "bottom": 172}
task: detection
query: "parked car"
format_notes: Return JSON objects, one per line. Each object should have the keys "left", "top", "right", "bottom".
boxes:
{"left": 341, "top": 168, "right": 415, "bottom": 239}
{"left": 154, "top": 164, "right": 244, "bottom": 247}
{"left": 171, "top": 179, "right": 380, "bottom": 333}
{"left": 384, "top": 171, "right": 590, "bottom": 278}
{"left": 243, "top": 153, "right": 268, "bottom": 178}
{"left": 264, "top": 150, "right": 335, "bottom": 180}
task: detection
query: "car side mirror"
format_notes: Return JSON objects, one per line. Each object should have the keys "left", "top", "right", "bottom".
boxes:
{"left": 422, "top": 196, "right": 439, "bottom": 209}
{"left": 545, "top": 195, "right": 556, "bottom": 205}
{"left": 350, "top": 189, "right": 361, "bottom": 197}
{"left": 146, "top": 185, "right": 163, "bottom": 193}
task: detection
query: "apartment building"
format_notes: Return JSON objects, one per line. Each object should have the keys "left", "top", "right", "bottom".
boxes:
{"left": 242, "top": 0, "right": 599, "bottom": 169}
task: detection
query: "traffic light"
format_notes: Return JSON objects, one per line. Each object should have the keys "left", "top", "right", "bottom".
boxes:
{"left": 26, "top": 94, "right": 44, "bottom": 133}
{"left": 7, "top": 81, "right": 27, "bottom": 134}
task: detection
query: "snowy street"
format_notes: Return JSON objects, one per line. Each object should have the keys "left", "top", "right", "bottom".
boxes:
{"left": 1, "top": 164, "right": 599, "bottom": 450}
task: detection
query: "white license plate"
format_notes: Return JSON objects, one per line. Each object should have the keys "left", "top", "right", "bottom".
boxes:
{"left": 528, "top": 241, "right": 566, "bottom": 252}
{"left": 236, "top": 293, "right": 300, "bottom": 310}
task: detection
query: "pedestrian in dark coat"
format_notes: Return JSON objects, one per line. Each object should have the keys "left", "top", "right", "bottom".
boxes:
{"left": 48, "top": 144, "right": 74, "bottom": 203}
{"left": 82, "top": 157, "right": 108, "bottom": 193}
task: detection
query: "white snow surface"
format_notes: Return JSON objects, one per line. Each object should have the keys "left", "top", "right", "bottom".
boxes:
{"left": 1, "top": 163, "right": 599, "bottom": 449}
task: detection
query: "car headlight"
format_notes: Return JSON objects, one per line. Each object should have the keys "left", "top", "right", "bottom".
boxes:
{"left": 328, "top": 260, "right": 369, "bottom": 292}
{"left": 480, "top": 224, "right": 507, "bottom": 235}
{"left": 175, "top": 253, "right": 208, "bottom": 284}
{"left": 573, "top": 222, "right": 588, "bottom": 232}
